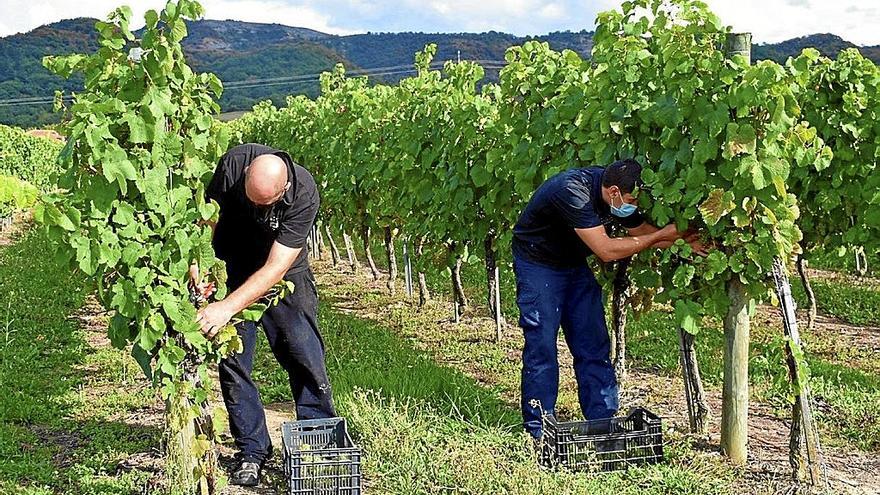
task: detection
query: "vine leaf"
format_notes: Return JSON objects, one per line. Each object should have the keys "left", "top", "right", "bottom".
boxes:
{"left": 699, "top": 188, "right": 736, "bottom": 226}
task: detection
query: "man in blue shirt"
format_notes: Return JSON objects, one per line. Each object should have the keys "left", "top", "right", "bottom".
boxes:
{"left": 513, "top": 159, "right": 702, "bottom": 438}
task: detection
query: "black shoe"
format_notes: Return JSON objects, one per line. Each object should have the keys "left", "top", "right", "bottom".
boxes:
{"left": 229, "top": 461, "right": 261, "bottom": 487}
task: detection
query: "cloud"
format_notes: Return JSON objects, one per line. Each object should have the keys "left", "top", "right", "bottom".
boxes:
{"left": 1, "top": 0, "right": 879, "bottom": 45}
{"left": 200, "top": 0, "right": 357, "bottom": 34}
{"left": 704, "top": 0, "right": 880, "bottom": 45}
{"left": 0, "top": 0, "right": 356, "bottom": 36}
{"left": 539, "top": 3, "right": 566, "bottom": 20}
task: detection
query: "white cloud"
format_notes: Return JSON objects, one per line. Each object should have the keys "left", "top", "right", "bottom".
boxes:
{"left": 429, "top": 1, "right": 451, "bottom": 15}
{"left": 200, "top": 0, "right": 357, "bottom": 34}
{"left": 0, "top": 0, "right": 356, "bottom": 36}
{"left": 704, "top": 0, "right": 880, "bottom": 45}
{"left": 539, "top": 2, "right": 566, "bottom": 20}
{"left": 1, "top": 0, "right": 879, "bottom": 44}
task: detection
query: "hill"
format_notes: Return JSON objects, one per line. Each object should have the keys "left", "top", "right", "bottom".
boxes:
{"left": 0, "top": 19, "right": 876, "bottom": 127}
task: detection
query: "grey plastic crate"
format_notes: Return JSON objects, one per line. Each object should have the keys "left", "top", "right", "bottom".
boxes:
{"left": 541, "top": 408, "right": 663, "bottom": 472}
{"left": 282, "top": 417, "right": 362, "bottom": 495}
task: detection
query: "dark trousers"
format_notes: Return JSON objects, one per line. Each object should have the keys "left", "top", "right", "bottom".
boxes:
{"left": 218, "top": 268, "right": 336, "bottom": 464}
{"left": 514, "top": 255, "right": 619, "bottom": 438}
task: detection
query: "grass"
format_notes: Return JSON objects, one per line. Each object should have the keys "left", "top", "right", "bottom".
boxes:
{"left": 624, "top": 311, "right": 880, "bottom": 452}
{"left": 251, "top": 305, "right": 737, "bottom": 495}
{"left": 2, "top": 226, "right": 735, "bottom": 494}
{"left": 3, "top": 224, "right": 875, "bottom": 493}
{"left": 807, "top": 246, "right": 879, "bottom": 278}
{"left": 0, "top": 229, "right": 158, "bottom": 494}
{"left": 790, "top": 276, "right": 880, "bottom": 327}
{"left": 332, "top": 230, "right": 880, "bottom": 452}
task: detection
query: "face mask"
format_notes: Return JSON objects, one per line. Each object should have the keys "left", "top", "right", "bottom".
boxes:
{"left": 610, "top": 193, "right": 638, "bottom": 218}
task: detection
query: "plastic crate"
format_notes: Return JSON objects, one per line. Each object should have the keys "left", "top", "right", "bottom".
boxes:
{"left": 282, "top": 417, "right": 362, "bottom": 495}
{"left": 540, "top": 408, "right": 663, "bottom": 472}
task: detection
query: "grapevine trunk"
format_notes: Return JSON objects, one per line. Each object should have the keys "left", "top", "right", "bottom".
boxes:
{"left": 611, "top": 259, "right": 630, "bottom": 382}
{"left": 362, "top": 223, "right": 380, "bottom": 281}
{"left": 796, "top": 255, "right": 817, "bottom": 330}
{"left": 325, "top": 225, "right": 340, "bottom": 267}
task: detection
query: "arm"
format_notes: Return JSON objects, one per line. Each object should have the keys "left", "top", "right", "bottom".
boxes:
{"left": 196, "top": 241, "right": 301, "bottom": 338}
{"left": 621, "top": 221, "right": 709, "bottom": 255}
{"left": 626, "top": 222, "right": 675, "bottom": 249}
{"left": 575, "top": 224, "right": 680, "bottom": 263}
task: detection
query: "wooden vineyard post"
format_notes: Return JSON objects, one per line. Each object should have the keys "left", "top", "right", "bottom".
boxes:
{"left": 855, "top": 246, "right": 868, "bottom": 276}
{"left": 313, "top": 225, "right": 321, "bottom": 260}
{"left": 403, "top": 239, "right": 414, "bottom": 300}
{"left": 384, "top": 226, "right": 398, "bottom": 295}
{"left": 721, "top": 276, "right": 751, "bottom": 464}
{"left": 720, "top": 32, "right": 753, "bottom": 466}
{"left": 493, "top": 265, "right": 502, "bottom": 342}
{"left": 416, "top": 237, "right": 431, "bottom": 306}
{"left": 772, "top": 259, "right": 825, "bottom": 487}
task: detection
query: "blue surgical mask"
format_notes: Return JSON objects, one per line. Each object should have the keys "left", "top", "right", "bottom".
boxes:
{"left": 610, "top": 193, "right": 638, "bottom": 218}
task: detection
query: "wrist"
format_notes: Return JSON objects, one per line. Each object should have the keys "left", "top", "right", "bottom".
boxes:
{"left": 646, "top": 230, "right": 663, "bottom": 244}
{"left": 217, "top": 298, "right": 240, "bottom": 317}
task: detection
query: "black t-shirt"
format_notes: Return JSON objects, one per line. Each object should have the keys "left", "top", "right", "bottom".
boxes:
{"left": 512, "top": 167, "right": 644, "bottom": 268}
{"left": 206, "top": 143, "right": 319, "bottom": 289}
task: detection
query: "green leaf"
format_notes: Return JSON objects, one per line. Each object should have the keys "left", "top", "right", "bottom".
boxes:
{"left": 108, "top": 314, "right": 131, "bottom": 348}
{"left": 124, "top": 113, "right": 149, "bottom": 144}
{"left": 131, "top": 344, "right": 153, "bottom": 380}
{"left": 145, "top": 10, "right": 159, "bottom": 29}
{"left": 241, "top": 303, "right": 268, "bottom": 322}
{"left": 725, "top": 123, "right": 756, "bottom": 158}
{"left": 45, "top": 204, "right": 77, "bottom": 231}
{"left": 101, "top": 147, "right": 138, "bottom": 187}
{"left": 674, "top": 300, "right": 701, "bottom": 335}
{"left": 470, "top": 164, "right": 491, "bottom": 187}
{"left": 672, "top": 264, "right": 696, "bottom": 288}
{"left": 139, "top": 327, "right": 161, "bottom": 356}
{"left": 698, "top": 189, "right": 735, "bottom": 226}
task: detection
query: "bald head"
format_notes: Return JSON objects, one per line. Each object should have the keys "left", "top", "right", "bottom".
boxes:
{"left": 245, "top": 154, "right": 290, "bottom": 206}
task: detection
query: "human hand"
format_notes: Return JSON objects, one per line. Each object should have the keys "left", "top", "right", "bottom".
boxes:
{"left": 656, "top": 224, "right": 683, "bottom": 243}
{"left": 682, "top": 230, "right": 710, "bottom": 257}
{"left": 197, "top": 301, "right": 235, "bottom": 339}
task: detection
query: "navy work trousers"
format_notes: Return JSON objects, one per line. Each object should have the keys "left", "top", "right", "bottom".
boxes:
{"left": 218, "top": 268, "right": 336, "bottom": 464}
{"left": 514, "top": 255, "right": 619, "bottom": 438}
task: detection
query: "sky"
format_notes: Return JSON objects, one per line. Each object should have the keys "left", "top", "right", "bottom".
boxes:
{"left": 1, "top": 0, "right": 878, "bottom": 45}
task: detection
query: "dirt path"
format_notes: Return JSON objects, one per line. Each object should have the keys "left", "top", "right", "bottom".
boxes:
{"left": 312, "top": 257, "right": 880, "bottom": 495}
{"left": 0, "top": 211, "right": 30, "bottom": 247}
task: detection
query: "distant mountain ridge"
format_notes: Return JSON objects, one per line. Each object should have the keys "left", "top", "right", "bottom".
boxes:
{"left": 0, "top": 18, "right": 877, "bottom": 127}
{"left": 753, "top": 33, "right": 880, "bottom": 64}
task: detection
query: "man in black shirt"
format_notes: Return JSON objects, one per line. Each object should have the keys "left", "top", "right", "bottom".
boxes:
{"left": 192, "top": 143, "right": 335, "bottom": 486}
{"left": 513, "top": 159, "right": 703, "bottom": 438}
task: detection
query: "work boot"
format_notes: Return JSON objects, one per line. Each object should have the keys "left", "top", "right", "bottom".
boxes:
{"left": 229, "top": 460, "right": 261, "bottom": 487}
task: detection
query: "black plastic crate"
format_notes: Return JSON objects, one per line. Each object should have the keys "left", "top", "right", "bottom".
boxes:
{"left": 540, "top": 408, "right": 663, "bottom": 472}
{"left": 282, "top": 417, "right": 363, "bottom": 495}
